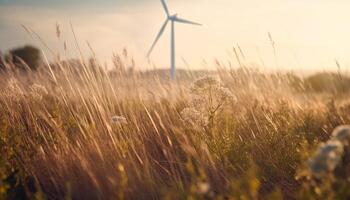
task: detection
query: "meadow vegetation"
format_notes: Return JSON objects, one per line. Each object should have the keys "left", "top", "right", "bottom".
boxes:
{"left": 1, "top": 49, "right": 350, "bottom": 199}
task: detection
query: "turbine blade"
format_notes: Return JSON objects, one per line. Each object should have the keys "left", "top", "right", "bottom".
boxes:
{"left": 173, "top": 17, "right": 202, "bottom": 26}
{"left": 147, "top": 19, "right": 169, "bottom": 57}
{"left": 160, "top": 0, "right": 170, "bottom": 17}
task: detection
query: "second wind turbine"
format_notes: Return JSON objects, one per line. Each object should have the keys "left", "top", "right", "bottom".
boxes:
{"left": 147, "top": 0, "right": 202, "bottom": 80}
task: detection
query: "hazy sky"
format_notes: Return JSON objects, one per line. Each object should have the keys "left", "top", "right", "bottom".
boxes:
{"left": 1, "top": 0, "right": 350, "bottom": 71}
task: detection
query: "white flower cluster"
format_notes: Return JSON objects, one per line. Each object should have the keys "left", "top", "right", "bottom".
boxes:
{"left": 196, "top": 181, "right": 210, "bottom": 194}
{"left": 332, "top": 125, "right": 350, "bottom": 146}
{"left": 308, "top": 125, "right": 350, "bottom": 178}
{"left": 190, "top": 76, "right": 237, "bottom": 104}
{"left": 111, "top": 115, "right": 127, "bottom": 124}
{"left": 308, "top": 140, "right": 343, "bottom": 178}
{"left": 3, "top": 78, "right": 24, "bottom": 101}
{"left": 7, "top": 78, "right": 23, "bottom": 94}
{"left": 29, "top": 84, "right": 48, "bottom": 101}
{"left": 180, "top": 107, "right": 209, "bottom": 127}
{"left": 181, "top": 75, "right": 237, "bottom": 128}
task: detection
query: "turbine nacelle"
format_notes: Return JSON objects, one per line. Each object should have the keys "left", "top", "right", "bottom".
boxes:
{"left": 168, "top": 14, "right": 178, "bottom": 21}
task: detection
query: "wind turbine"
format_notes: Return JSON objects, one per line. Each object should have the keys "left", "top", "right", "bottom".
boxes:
{"left": 147, "top": 0, "right": 202, "bottom": 80}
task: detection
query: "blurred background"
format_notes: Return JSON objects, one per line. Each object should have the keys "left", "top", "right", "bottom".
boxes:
{"left": 1, "top": 0, "right": 350, "bottom": 72}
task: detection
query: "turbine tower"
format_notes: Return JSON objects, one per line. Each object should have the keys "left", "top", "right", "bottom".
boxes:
{"left": 147, "top": 0, "right": 201, "bottom": 80}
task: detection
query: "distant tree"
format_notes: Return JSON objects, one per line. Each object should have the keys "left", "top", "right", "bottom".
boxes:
{"left": 0, "top": 51, "right": 5, "bottom": 71}
{"left": 304, "top": 72, "right": 350, "bottom": 93}
{"left": 10, "top": 45, "right": 42, "bottom": 71}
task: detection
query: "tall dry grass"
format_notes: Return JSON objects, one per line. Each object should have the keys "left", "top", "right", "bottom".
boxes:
{"left": 1, "top": 50, "right": 350, "bottom": 199}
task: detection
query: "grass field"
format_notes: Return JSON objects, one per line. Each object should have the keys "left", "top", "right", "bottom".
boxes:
{"left": 1, "top": 54, "right": 350, "bottom": 199}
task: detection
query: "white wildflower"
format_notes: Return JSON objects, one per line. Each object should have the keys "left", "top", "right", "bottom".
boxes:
{"left": 332, "top": 125, "right": 350, "bottom": 146}
{"left": 196, "top": 181, "right": 210, "bottom": 194}
{"left": 308, "top": 140, "right": 344, "bottom": 178}
{"left": 111, "top": 116, "right": 127, "bottom": 124}
{"left": 181, "top": 75, "right": 237, "bottom": 128}
{"left": 191, "top": 76, "right": 237, "bottom": 106}
{"left": 7, "top": 78, "right": 23, "bottom": 95}
{"left": 4, "top": 78, "right": 24, "bottom": 100}
{"left": 30, "top": 84, "right": 48, "bottom": 94}
{"left": 29, "top": 84, "right": 48, "bottom": 101}
{"left": 190, "top": 75, "right": 220, "bottom": 95}
{"left": 180, "top": 107, "right": 209, "bottom": 127}
{"left": 216, "top": 86, "right": 237, "bottom": 104}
